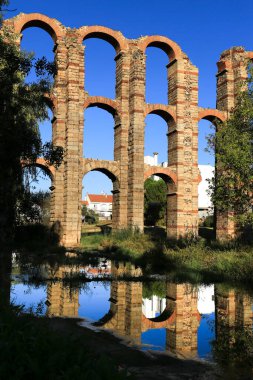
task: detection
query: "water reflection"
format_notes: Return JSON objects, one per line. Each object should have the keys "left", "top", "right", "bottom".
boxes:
{"left": 7, "top": 259, "right": 253, "bottom": 365}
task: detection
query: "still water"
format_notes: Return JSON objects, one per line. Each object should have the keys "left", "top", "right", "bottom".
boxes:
{"left": 9, "top": 255, "right": 253, "bottom": 365}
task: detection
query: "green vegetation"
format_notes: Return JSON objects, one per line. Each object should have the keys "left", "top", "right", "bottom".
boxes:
{"left": 0, "top": 306, "right": 132, "bottom": 380}
{"left": 208, "top": 66, "right": 253, "bottom": 234}
{"left": 144, "top": 178, "right": 167, "bottom": 226}
{"left": 212, "top": 323, "right": 253, "bottom": 380}
{"left": 0, "top": 3, "right": 63, "bottom": 247}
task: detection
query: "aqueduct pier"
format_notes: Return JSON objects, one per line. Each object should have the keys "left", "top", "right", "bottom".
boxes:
{"left": 3, "top": 13, "right": 252, "bottom": 246}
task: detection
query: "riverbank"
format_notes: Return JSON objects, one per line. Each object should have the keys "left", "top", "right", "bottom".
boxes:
{"left": 79, "top": 229, "right": 253, "bottom": 286}
{"left": 0, "top": 306, "right": 215, "bottom": 380}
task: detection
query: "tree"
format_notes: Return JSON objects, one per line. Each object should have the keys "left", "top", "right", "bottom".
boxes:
{"left": 144, "top": 177, "right": 167, "bottom": 226}
{"left": 208, "top": 66, "right": 253, "bottom": 233}
{"left": 0, "top": 3, "right": 63, "bottom": 246}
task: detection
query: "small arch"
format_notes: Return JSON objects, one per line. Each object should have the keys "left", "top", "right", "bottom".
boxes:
{"left": 21, "top": 158, "right": 55, "bottom": 181}
{"left": 8, "top": 13, "right": 65, "bottom": 42}
{"left": 78, "top": 26, "right": 128, "bottom": 53}
{"left": 198, "top": 108, "right": 227, "bottom": 124}
{"left": 83, "top": 159, "right": 120, "bottom": 185}
{"left": 84, "top": 97, "right": 118, "bottom": 117}
{"left": 144, "top": 167, "right": 177, "bottom": 186}
{"left": 138, "top": 35, "right": 182, "bottom": 61}
{"left": 145, "top": 104, "right": 176, "bottom": 123}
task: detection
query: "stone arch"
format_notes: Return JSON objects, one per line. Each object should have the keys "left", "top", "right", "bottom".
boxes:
{"left": 198, "top": 108, "right": 227, "bottom": 124}
{"left": 145, "top": 104, "right": 176, "bottom": 123}
{"left": 141, "top": 309, "right": 176, "bottom": 332}
{"left": 83, "top": 159, "right": 120, "bottom": 186}
{"left": 144, "top": 167, "right": 177, "bottom": 186}
{"left": 138, "top": 35, "right": 182, "bottom": 61}
{"left": 84, "top": 97, "right": 119, "bottom": 116}
{"left": 21, "top": 158, "right": 55, "bottom": 181}
{"left": 6, "top": 13, "right": 65, "bottom": 42}
{"left": 78, "top": 26, "right": 128, "bottom": 53}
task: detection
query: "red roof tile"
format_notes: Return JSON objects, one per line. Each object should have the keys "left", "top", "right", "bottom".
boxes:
{"left": 88, "top": 194, "right": 113, "bottom": 203}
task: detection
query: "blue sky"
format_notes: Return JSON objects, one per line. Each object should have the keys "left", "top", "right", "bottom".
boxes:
{"left": 5, "top": 0, "right": 253, "bottom": 195}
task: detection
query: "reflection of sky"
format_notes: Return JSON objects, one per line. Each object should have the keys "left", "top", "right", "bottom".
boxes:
{"left": 11, "top": 283, "right": 47, "bottom": 314}
{"left": 141, "top": 328, "right": 166, "bottom": 351}
{"left": 198, "top": 313, "right": 215, "bottom": 359}
{"left": 78, "top": 282, "right": 110, "bottom": 322}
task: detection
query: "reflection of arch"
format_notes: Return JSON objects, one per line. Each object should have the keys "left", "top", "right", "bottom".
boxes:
{"left": 21, "top": 158, "right": 55, "bottom": 181}
{"left": 83, "top": 159, "right": 120, "bottom": 185}
{"left": 6, "top": 13, "right": 65, "bottom": 42}
{"left": 138, "top": 35, "right": 182, "bottom": 60}
{"left": 141, "top": 309, "right": 176, "bottom": 332}
{"left": 198, "top": 108, "right": 227, "bottom": 124}
{"left": 78, "top": 26, "right": 128, "bottom": 52}
{"left": 84, "top": 97, "right": 118, "bottom": 116}
{"left": 144, "top": 167, "right": 177, "bottom": 186}
{"left": 145, "top": 104, "right": 176, "bottom": 123}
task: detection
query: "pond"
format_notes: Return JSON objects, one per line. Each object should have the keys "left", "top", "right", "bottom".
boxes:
{"left": 4, "top": 253, "right": 253, "bottom": 377}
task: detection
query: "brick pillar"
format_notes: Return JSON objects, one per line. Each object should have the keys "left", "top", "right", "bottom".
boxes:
{"left": 235, "top": 292, "right": 253, "bottom": 328}
{"left": 215, "top": 286, "right": 236, "bottom": 346}
{"left": 127, "top": 46, "right": 145, "bottom": 231}
{"left": 167, "top": 56, "right": 199, "bottom": 238}
{"left": 50, "top": 39, "right": 67, "bottom": 240}
{"left": 125, "top": 281, "right": 143, "bottom": 343}
{"left": 216, "top": 47, "right": 248, "bottom": 240}
{"left": 62, "top": 31, "right": 83, "bottom": 246}
{"left": 46, "top": 267, "right": 79, "bottom": 317}
{"left": 113, "top": 50, "right": 130, "bottom": 229}
{"left": 166, "top": 283, "right": 199, "bottom": 358}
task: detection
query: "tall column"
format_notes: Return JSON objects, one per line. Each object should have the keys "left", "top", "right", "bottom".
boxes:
{"left": 216, "top": 47, "right": 248, "bottom": 240}
{"left": 167, "top": 56, "right": 199, "bottom": 238}
{"left": 166, "top": 283, "right": 199, "bottom": 358}
{"left": 127, "top": 46, "right": 145, "bottom": 230}
{"left": 113, "top": 50, "right": 130, "bottom": 229}
{"left": 62, "top": 31, "right": 84, "bottom": 246}
{"left": 50, "top": 38, "right": 67, "bottom": 241}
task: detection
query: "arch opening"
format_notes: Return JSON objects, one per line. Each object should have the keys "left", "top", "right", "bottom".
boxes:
{"left": 144, "top": 114, "right": 169, "bottom": 167}
{"left": 144, "top": 173, "right": 175, "bottom": 237}
{"left": 82, "top": 170, "right": 117, "bottom": 229}
{"left": 20, "top": 165, "right": 52, "bottom": 226}
{"left": 83, "top": 38, "right": 116, "bottom": 99}
{"left": 145, "top": 47, "right": 168, "bottom": 104}
{"left": 83, "top": 107, "right": 115, "bottom": 160}
{"left": 198, "top": 118, "right": 216, "bottom": 230}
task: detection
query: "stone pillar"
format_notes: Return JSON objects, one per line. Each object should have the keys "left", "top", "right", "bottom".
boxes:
{"left": 167, "top": 56, "right": 199, "bottom": 238}
{"left": 125, "top": 281, "right": 143, "bottom": 343}
{"left": 216, "top": 47, "right": 248, "bottom": 240}
{"left": 50, "top": 39, "right": 67, "bottom": 240}
{"left": 62, "top": 30, "right": 84, "bottom": 246}
{"left": 113, "top": 50, "right": 130, "bottom": 229}
{"left": 127, "top": 46, "right": 145, "bottom": 231}
{"left": 166, "top": 283, "right": 199, "bottom": 358}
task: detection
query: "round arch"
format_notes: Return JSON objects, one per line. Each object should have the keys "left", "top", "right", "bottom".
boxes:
{"left": 83, "top": 160, "right": 120, "bottom": 186}
{"left": 198, "top": 109, "right": 227, "bottom": 124}
{"left": 145, "top": 104, "right": 176, "bottom": 123}
{"left": 138, "top": 35, "right": 182, "bottom": 61}
{"left": 21, "top": 158, "right": 55, "bottom": 182}
{"left": 144, "top": 167, "right": 177, "bottom": 186}
{"left": 6, "top": 13, "right": 65, "bottom": 42}
{"left": 78, "top": 26, "right": 128, "bottom": 53}
{"left": 84, "top": 97, "right": 118, "bottom": 117}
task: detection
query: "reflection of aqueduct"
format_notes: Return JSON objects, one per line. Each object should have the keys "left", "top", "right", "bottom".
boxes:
{"left": 45, "top": 263, "right": 253, "bottom": 358}
{"left": 4, "top": 14, "right": 252, "bottom": 245}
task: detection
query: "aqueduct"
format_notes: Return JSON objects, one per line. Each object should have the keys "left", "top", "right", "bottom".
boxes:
{"left": 3, "top": 13, "right": 251, "bottom": 245}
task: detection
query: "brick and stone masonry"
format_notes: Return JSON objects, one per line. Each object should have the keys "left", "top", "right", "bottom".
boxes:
{"left": 3, "top": 13, "right": 249, "bottom": 245}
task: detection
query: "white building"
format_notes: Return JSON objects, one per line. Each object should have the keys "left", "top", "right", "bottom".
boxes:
{"left": 142, "top": 295, "right": 166, "bottom": 318}
{"left": 86, "top": 193, "right": 112, "bottom": 220}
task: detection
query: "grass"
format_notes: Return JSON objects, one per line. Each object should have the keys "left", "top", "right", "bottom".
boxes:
{"left": 0, "top": 305, "right": 133, "bottom": 380}
{"left": 79, "top": 229, "right": 253, "bottom": 285}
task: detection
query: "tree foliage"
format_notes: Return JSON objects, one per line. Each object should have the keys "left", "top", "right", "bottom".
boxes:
{"left": 144, "top": 177, "right": 167, "bottom": 226}
{"left": 0, "top": 5, "right": 63, "bottom": 246}
{"left": 208, "top": 66, "right": 253, "bottom": 229}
